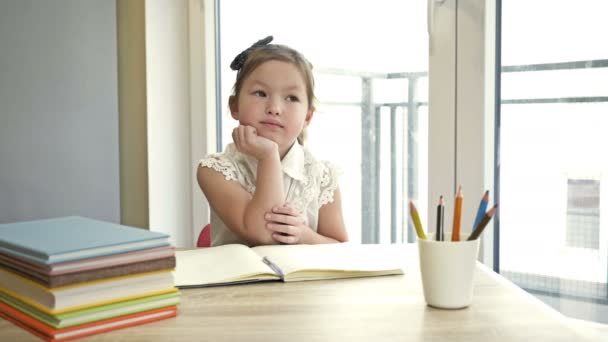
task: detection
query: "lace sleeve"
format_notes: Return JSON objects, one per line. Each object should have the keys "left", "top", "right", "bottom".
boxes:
{"left": 199, "top": 155, "right": 238, "bottom": 181}
{"left": 318, "top": 161, "right": 341, "bottom": 206}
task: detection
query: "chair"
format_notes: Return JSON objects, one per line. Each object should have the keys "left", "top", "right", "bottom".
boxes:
{"left": 197, "top": 224, "right": 211, "bottom": 248}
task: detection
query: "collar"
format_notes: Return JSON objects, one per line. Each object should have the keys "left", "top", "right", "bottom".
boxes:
{"left": 281, "top": 142, "right": 306, "bottom": 181}
{"left": 227, "top": 142, "right": 306, "bottom": 181}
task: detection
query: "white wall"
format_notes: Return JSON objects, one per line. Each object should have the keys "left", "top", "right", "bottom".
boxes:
{"left": 145, "top": 0, "right": 193, "bottom": 246}
{"left": 456, "top": 0, "right": 496, "bottom": 265}
{"left": 428, "top": 0, "right": 457, "bottom": 232}
{"left": 428, "top": 0, "right": 496, "bottom": 266}
{"left": 189, "top": 0, "right": 217, "bottom": 247}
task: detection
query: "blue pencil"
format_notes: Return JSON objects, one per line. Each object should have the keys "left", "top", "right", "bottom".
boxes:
{"left": 472, "top": 190, "right": 490, "bottom": 229}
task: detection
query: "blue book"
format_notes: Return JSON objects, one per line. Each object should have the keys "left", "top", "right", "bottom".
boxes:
{"left": 0, "top": 216, "right": 170, "bottom": 264}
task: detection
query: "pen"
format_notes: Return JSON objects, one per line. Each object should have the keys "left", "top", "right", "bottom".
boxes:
{"left": 436, "top": 196, "right": 444, "bottom": 241}
{"left": 472, "top": 190, "right": 489, "bottom": 230}
{"left": 451, "top": 185, "right": 463, "bottom": 241}
{"left": 409, "top": 200, "right": 427, "bottom": 240}
{"left": 467, "top": 204, "right": 498, "bottom": 241}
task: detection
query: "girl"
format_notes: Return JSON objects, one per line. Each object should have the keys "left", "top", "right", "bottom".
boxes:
{"left": 197, "top": 36, "right": 348, "bottom": 246}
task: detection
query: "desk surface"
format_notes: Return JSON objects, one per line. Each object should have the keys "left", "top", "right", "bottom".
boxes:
{"left": 0, "top": 248, "right": 599, "bottom": 341}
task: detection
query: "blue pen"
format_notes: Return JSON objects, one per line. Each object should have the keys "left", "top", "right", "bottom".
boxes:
{"left": 473, "top": 190, "right": 490, "bottom": 229}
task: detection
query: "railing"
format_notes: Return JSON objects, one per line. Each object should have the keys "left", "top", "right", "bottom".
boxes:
{"left": 317, "top": 68, "right": 428, "bottom": 244}
{"left": 317, "top": 58, "right": 608, "bottom": 245}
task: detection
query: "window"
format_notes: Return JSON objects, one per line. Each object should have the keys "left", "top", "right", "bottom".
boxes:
{"left": 499, "top": 0, "right": 608, "bottom": 324}
{"left": 218, "top": 1, "right": 430, "bottom": 243}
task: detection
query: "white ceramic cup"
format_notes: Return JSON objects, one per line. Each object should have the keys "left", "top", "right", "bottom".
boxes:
{"left": 418, "top": 232, "right": 480, "bottom": 309}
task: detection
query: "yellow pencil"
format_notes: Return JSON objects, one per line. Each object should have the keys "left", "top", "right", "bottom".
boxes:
{"left": 409, "top": 200, "right": 427, "bottom": 240}
{"left": 451, "top": 185, "right": 463, "bottom": 241}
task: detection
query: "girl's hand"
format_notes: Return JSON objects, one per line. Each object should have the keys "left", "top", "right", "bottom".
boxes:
{"left": 264, "top": 205, "right": 312, "bottom": 244}
{"left": 232, "top": 125, "right": 278, "bottom": 160}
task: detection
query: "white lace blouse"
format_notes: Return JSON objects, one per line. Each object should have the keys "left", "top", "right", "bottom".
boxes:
{"left": 199, "top": 142, "right": 340, "bottom": 246}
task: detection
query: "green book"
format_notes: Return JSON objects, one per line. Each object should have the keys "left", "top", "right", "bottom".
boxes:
{"left": 0, "top": 290, "right": 180, "bottom": 328}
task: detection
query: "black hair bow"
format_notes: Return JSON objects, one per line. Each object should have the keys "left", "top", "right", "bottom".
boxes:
{"left": 230, "top": 35, "right": 274, "bottom": 71}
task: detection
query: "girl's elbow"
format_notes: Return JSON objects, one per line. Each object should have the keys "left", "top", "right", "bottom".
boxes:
{"left": 336, "top": 233, "right": 349, "bottom": 243}
{"left": 334, "top": 227, "right": 349, "bottom": 243}
{"left": 240, "top": 221, "right": 276, "bottom": 246}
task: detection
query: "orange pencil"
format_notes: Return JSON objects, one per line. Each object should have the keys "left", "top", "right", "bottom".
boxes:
{"left": 451, "top": 185, "right": 463, "bottom": 241}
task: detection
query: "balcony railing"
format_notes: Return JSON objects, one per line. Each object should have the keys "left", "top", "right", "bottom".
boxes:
{"left": 315, "top": 58, "right": 608, "bottom": 312}
{"left": 317, "top": 58, "right": 608, "bottom": 245}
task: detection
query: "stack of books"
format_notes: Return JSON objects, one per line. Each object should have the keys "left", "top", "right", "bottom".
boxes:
{"left": 0, "top": 216, "right": 180, "bottom": 341}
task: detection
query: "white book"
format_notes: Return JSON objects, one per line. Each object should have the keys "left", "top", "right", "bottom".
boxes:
{"left": 0, "top": 268, "right": 175, "bottom": 313}
{"left": 174, "top": 243, "right": 405, "bottom": 288}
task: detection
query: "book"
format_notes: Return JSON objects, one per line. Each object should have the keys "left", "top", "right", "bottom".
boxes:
{"left": 0, "top": 245, "right": 175, "bottom": 276}
{"left": 0, "top": 216, "right": 170, "bottom": 264}
{"left": 0, "top": 267, "right": 176, "bottom": 313}
{"left": 1, "top": 256, "right": 176, "bottom": 288}
{"left": 0, "top": 290, "right": 180, "bottom": 329}
{"left": 173, "top": 243, "right": 405, "bottom": 288}
{"left": 0, "top": 302, "right": 177, "bottom": 342}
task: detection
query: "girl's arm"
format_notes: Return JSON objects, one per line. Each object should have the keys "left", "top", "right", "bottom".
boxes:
{"left": 197, "top": 155, "right": 283, "bottom": 245}
{"left": 312, "top": 186, "right": 349, "bottom": 243}
{"left": 265, "top": 186, "right": 349, "bottom": 244}
{"left": 198, "top": 125, "right": 286, "bottom": 246}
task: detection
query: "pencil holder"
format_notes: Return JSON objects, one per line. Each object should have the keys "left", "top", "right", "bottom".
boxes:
{"left": 418, "top": 233, "right": 480, "bottom": 309}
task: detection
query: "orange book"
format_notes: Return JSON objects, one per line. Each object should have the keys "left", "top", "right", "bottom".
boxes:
{"left": 0, "top": 301, "right": 177, "bottom": 342}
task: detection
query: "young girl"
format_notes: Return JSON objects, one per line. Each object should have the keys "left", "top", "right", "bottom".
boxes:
{"left": 197, "top": 36, "right": 348, "bottom": 247}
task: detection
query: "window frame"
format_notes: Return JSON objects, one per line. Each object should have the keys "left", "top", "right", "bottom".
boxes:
{"left": 428, "top": 0, "right": 497, "bottom": 268}
{"left": 193, "top": 0, "right": 496, "bottom": 254}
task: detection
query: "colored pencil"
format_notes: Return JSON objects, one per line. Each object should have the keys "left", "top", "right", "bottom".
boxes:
{"left": 409, "top": 200, "right": 427, "bottom": 240}
{"left": 435, "top": 196, "right": 445, "bottom": 241}
{"left": 472, "top": 190, "right": 490, "bottom": 230}
{"left": 451, "top": 185, "right": 463, "bottom": 241}
{"left": 467, "top": 204, "right": 498, "bottom": 241}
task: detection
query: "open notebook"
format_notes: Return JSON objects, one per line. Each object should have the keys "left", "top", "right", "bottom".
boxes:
{"left": 173, "top": 243, "right": 405, "bottom": 288}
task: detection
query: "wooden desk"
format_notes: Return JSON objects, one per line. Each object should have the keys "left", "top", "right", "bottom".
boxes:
{"left": 0, "top": 248, "right": 599, "bottom": 341}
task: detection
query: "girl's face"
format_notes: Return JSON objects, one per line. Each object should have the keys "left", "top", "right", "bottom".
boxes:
{"left": 230, "top": 60, "right": 313, "bottom": 155}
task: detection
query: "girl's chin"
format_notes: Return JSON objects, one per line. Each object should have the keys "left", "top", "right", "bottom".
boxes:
{"left": 256, "top": 130, "right": 281, "bottom": 142}
{"left": 257, "top": 132, "right": 297, "bottom": 147}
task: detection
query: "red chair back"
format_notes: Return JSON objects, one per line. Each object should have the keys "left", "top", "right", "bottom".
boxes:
{"left": 197, "top": 224, "right": 211, "bottom": 247}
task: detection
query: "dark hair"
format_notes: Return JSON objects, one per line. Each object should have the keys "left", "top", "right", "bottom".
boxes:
{"left": 229, "top": 42, "right": 316, "bottom": 145}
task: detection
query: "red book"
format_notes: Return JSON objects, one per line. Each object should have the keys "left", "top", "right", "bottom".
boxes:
{"left": 0, "top": 246, "right": 175, "bottom": 276}
{"left": 0, "top": 301, "right": 177, "bottom": 342}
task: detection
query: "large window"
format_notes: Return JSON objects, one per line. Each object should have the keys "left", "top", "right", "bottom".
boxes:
{"left": 499, "top": 0, "right": 608, "bottom": 324}
{"left": 218, "top": 1, "right": 430, "bottom": 243}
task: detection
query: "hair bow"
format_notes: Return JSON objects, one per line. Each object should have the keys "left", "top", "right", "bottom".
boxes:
{"left": 230, "top": 36, "right": 274, "bottom": 71}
